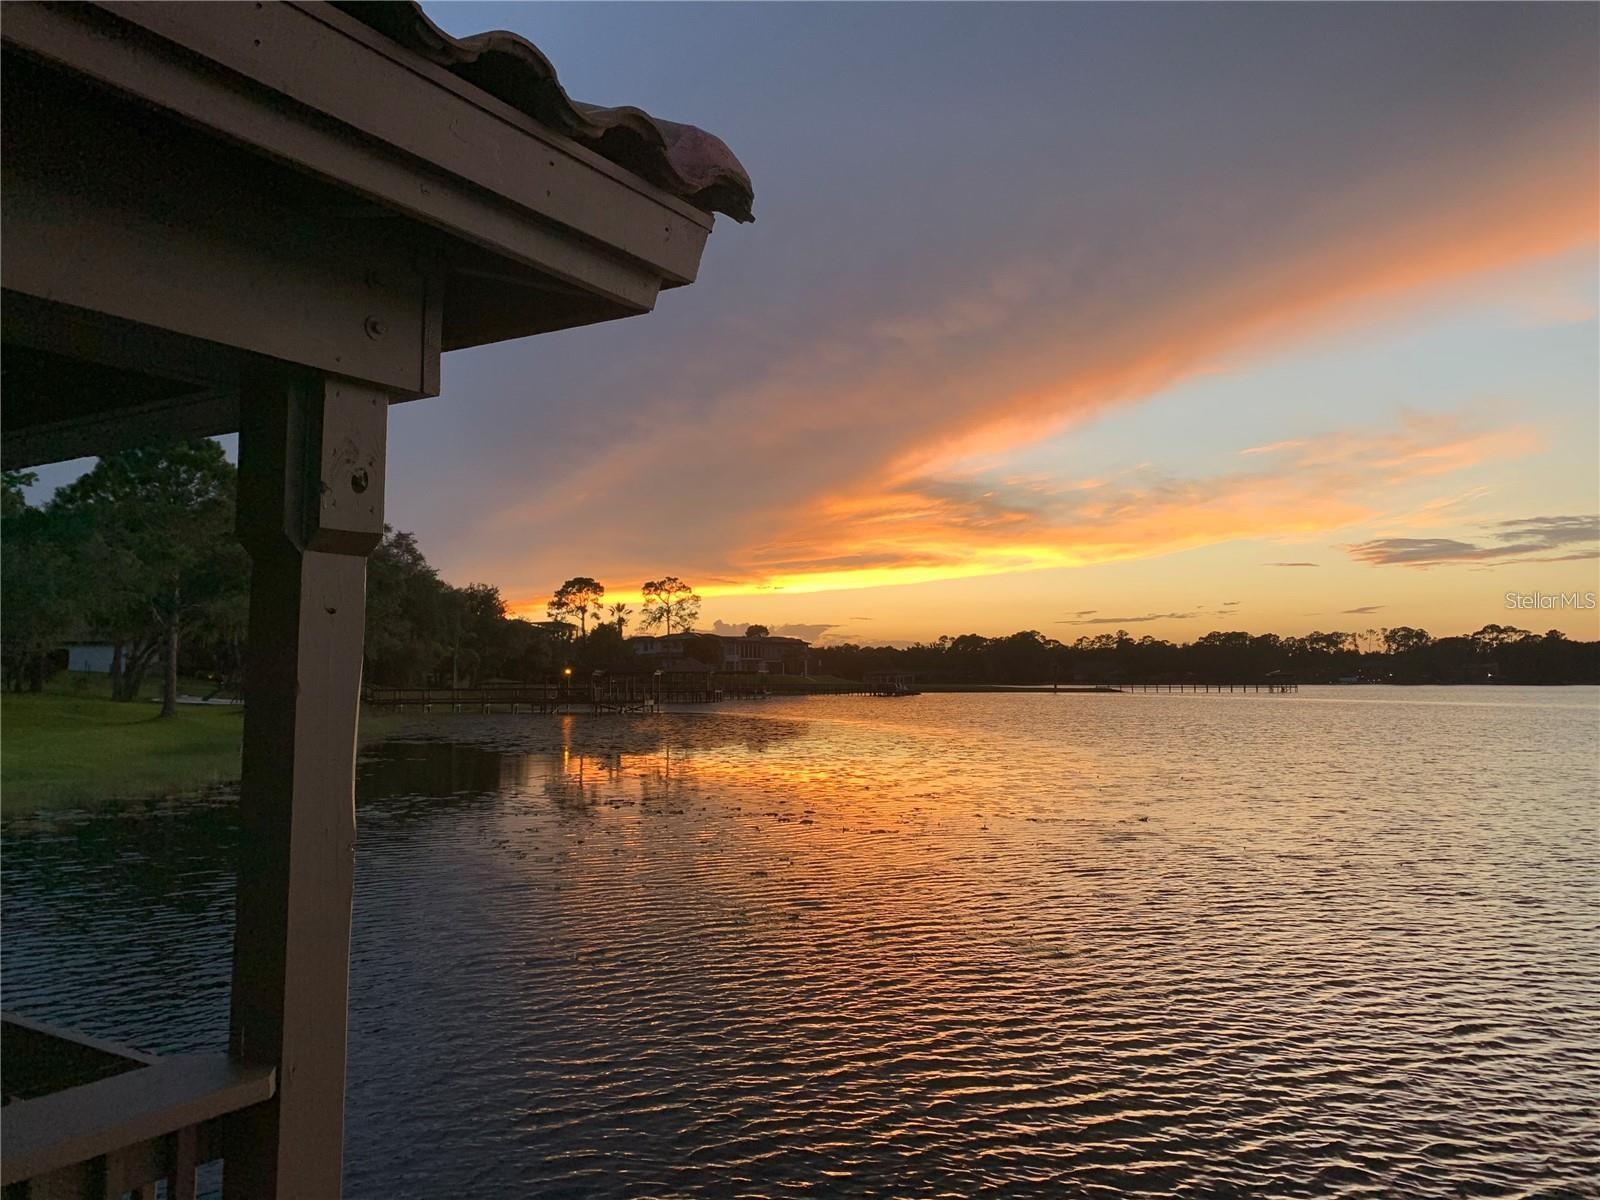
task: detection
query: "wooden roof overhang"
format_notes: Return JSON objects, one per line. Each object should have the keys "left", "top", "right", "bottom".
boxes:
{"left": 2, "top": 0, "right": 741, "bottom": 468}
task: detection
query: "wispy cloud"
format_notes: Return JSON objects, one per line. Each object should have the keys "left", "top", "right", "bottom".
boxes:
{"left": 1060, "top": 612, "right": 1197, "bottom": 626}
{"left": 1347, "top": 514, "right": 1599, "bottom": 567}
{"left": 707, "top": 620, "right": 838, "bottom": 642}
{"left": 1265, "top": 561, "right": 1320, "bottom": 567}
{"left": 1342, "top": 605, "right": 1385, "bottom": 614}
{"left": 1241, "top": 439, "right": 1307, "bottom": 457}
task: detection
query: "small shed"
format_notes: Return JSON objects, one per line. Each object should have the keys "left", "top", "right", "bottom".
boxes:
{"left": 0, "top": 3, "right": 752, "bottom": 1197}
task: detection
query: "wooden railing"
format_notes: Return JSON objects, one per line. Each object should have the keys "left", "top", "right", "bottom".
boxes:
{"left": 1, "top": 1013, "right": 275, "bottom": 1200}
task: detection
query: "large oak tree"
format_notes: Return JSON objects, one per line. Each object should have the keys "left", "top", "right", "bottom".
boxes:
{"left": 49, "top": 440, "right": 246, "bottom": 714}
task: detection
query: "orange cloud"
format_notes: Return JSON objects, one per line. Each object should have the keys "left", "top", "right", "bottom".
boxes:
{"left": 680, "top": 415, "right": 1541, "bottom": 598}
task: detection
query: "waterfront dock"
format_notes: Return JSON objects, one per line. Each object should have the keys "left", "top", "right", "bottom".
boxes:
{"left": 364, "top": 674, "right": 924, "bottom": 711}
{"left": 1123, "top": 679, "right": 1298, "bottom": 694}
{"left": 365, "top": 679, "right": 713, "bottom": 713}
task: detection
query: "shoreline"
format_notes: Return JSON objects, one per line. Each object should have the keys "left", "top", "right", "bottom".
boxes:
{"left": 6, "top": 682, "right": 1596, "bottom": 817}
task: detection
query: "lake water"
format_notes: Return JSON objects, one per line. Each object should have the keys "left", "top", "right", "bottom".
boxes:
{"left": 4, "top": 687, "right": 1599, "bottom": 1197}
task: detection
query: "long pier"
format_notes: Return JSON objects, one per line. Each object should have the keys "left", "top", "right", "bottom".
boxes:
{"left": 1123, "top": 680, "right": 1297, "bottom": 693}
{"left": 365, "top": 675, "right": 923, "bottom": 711}
{"left": 364, "top": 679, "right": 713, "bottom": 714}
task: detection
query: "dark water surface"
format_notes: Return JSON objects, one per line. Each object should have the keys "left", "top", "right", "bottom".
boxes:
{"left": 5, "top": 687, "right": 1599, "bottom": 1197}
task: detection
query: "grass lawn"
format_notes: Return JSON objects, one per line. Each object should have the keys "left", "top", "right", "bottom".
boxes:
{"left": 1, "top": 675, "right": 412, "bottom": 815}
{"left": 2, "top": 678, "right": 244, "bottom": 813}
{"left": 3, "top": 669, "right": 903, "bottom": 814}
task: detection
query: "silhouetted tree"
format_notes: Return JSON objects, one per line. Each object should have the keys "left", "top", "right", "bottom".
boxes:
{"left": 640, "top": 577, "right": 700, "bottom": 636}
{"left": 365, "top": 528, "right": 449, "bottom": 685}
{"left": 1383, "top": 626, "right": 1432, "bottom": 655}
{"left": 811, "top": 624, "right": 1596, "bottom": 686}
{"left": 2, "top": 470, "right": 34, "bottom": 518}
{"left": 577, "top": 622, "right": 635, "bottom": 674}
{"left": 1471, "top": 623, "right": 1532, "bottom": 650}
{"left": 548, "top": 576, "right": 605, "bottom": 636}
{"left": 609, "top": 602, "right": 631, "bottom": 634}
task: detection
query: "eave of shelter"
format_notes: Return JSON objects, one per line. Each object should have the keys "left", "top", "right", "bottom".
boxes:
{"left": 1, "top": 1, "right": 752, "bottom": 469}
{"left": 334, "top": 1, "right": 755, "bottom": 225}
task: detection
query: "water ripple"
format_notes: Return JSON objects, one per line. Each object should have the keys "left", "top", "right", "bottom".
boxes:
{"left": 3, "top": 687, "right": 1597, "bottom": 1197}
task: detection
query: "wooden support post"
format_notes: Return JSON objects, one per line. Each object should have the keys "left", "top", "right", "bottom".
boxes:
{"left": 171, "top": 1125, "right": 199, "bottom": 1200}
{"left": 225, "top": 371, "right": 387, "bottom": 1199}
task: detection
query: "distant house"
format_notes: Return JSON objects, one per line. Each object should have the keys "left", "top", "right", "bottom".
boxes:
{"left": 629, "top": 632, "right": 810, "bottom": 674}
{"left": 65, "top": 642, "right": 116, "bottom": 674}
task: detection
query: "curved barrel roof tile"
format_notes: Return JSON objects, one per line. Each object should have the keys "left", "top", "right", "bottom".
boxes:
{"left": 337, "top": 1, "right": 754, "bottom": 222}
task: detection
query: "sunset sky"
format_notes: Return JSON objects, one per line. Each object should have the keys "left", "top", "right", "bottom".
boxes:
{"left": 34, "top": 3, "right": 1600, "bottom": 644}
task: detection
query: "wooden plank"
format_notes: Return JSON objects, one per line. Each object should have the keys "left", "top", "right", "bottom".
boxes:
{"left": 225, "top": 371, "right": 388, "bottom": 1199}
{"left": 1, "top": 1012, "right": 159, "bottom": 1069}
{"left": 1, "top": 56, "right": 437, "bottom": 400}
{"left": 0, "top": 375, "right": 239, "bottom": 474}
{"left": 0, "top": 293, "right": 240, "bottom": 392}
{"left": 102, "top": 1138, "right": 165, "bottom": 1200}
{"left": 21, "top": 1158, "right": 101, "bottom": 1200}
{"left": 2, "top": 3, "right": 695, "bottom": 305}
{"left": 0, "top": 291, "right": 243, "bottom": 469}
{"left": 0, "top": 1055, "right": 275, "bottom": 1187}
{"left": 171, "top": 1125, "right": 200, "bottom": 1200}
{"left": 104, "top": 0, "right": 714, "bottom": 273}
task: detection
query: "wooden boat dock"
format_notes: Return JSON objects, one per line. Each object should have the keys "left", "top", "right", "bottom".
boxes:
{"left": 364, "top": 677, "right": 716, "bottom": 714}
{"left": 861, "top": 672, "right": 921, "bottom": 696}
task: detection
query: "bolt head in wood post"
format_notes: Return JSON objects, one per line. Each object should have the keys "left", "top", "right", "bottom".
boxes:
{"left": 237, "top": 373, "right": 387, "bottom": 560}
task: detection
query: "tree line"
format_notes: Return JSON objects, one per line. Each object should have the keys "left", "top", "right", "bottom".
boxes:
{"left": 814, "top": 626, "right": 1600, "bottom": 686}
{"left": 7, "top": 442, "right": 1593, "bottom": 700}
{"left": 1, "top": 441, "right": 715, "bottom": 706}
{"left": 361, "top": 549, "right": 706, "bottom": 686}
